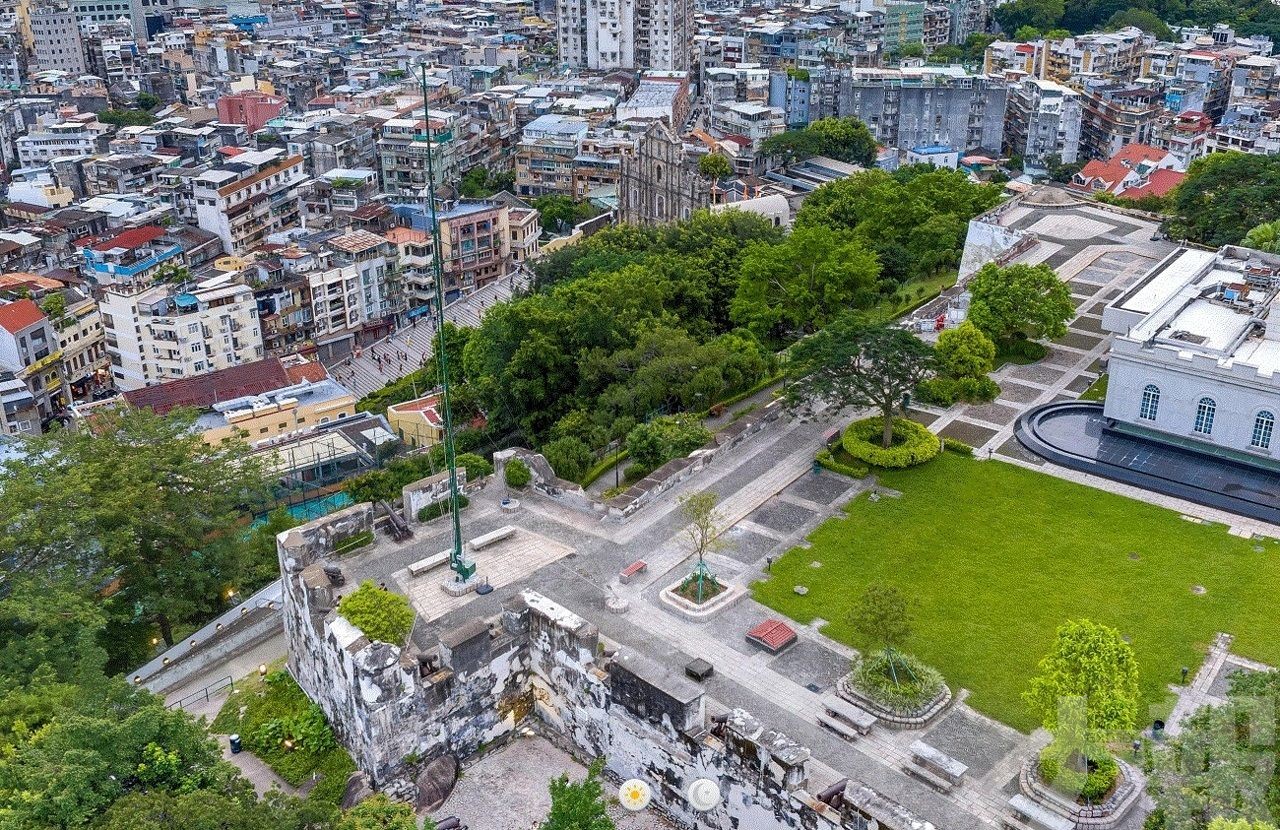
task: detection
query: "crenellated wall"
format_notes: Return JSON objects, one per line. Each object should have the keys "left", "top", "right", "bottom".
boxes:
{"left": 279, "top": 510, "right": 932, "bottom": 830}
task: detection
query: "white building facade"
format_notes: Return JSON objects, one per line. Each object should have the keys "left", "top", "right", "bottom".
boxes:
{"left": 1102, "top": 246, "right": 1280, "bottom": 467}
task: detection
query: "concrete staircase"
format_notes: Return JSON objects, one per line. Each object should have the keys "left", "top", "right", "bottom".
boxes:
{"left": 327, "top": 273, "right": 528, "bottom": 398}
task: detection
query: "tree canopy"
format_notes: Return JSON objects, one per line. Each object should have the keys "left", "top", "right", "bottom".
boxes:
{"left": 0, "top": 406, "right": 271, "bottom": 659}
{"left": 1167, "top": 153, "right": 1280, "bottom": 248}
{"left": 849, "top": 584, "right": 913, "bottom": 651}
{"left": 1148, "top": 670, "right": 1280, "bottom": 830}
{"left": 698, "top": 153, "right": 733, "bottom": 180}
{"left": 966, "top": 262, "right": 1074, "bottom": 346}
{"left": 993, "top": 0, "right": 1280, "bottom": 39}
{"left": 540, "top": 759, "right": 615, "bottom": 830}
{"left": 1023, "top": 619, "right": 1141, "bottom": 741}
{"left": 759, "top": 117, "right": 878, "bottom": 167}
{"left": 785, "top": 317, "right": 937, "bottom": 448}
{"left": 795, "top": 168, "right": 1003, "bottom": 288}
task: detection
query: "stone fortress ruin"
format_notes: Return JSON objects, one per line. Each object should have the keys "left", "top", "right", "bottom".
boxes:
{"left": 278, "top": 503, "right": 931, "bottom": 830}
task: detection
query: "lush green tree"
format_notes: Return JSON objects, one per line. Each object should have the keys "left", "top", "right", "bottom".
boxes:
{"left": 760, "top": 117, "right": 877, "bottom": 167}
{"left": 849, "top": 584, "right": 913, "bottom": 651}
{"left": 0, "top": 407, "right": 270, "bottom": 648}
{"left": 541, "top": 436, "right": 595, "bottom": 482}
{"left": 928, "top": 45, "right": 965, "bottom": 64}
{"left": 732, "top": 225, "right": 881, "bottom": 342}
{"left": 897, "top": 42, "right": 926, "bottom": 58}
{"left": 337, "top": 794, "right": 428, "bottom": 830}
{"left": 505, "top": 457, "right": 532, "bottom": 488}
{"left": 1105, "top": 8, "right": 1173, "bottom": 39}
{"left": 96, "top": 788, "right": 336, "bottom": 830}
{"left": 455, "top": 452, "right": 493, "bottom": 481}
{"left": 99, "top": 109, "right": 156, "bottom": 127}
{"left": 624, "top": 414, "right": 711, "bottom": 470}
{"left": 1167, "top": 152, "right": 1280, "bottom": 247}
{"left": 534, "top": 195, "right": 600, "bottom": 235}
{"left": 338, "top": 581, "right": 416, "bottom": 645}
{"left": 698, "top": 153, "right": 733, "bottom": 179}
{"left": 967, "top": 262, "right": 1074, "bottom": 346}
{"left": 39, "top": 291, "right": 66, "bottom": 326}
{"left": 1044, "top": 27, "right": 1071, "bottom": 39}
{"left": 460, "top": 165, "right": 494, "bottom": 197}
{"left": 1244, "top": 219, "right": 1280, "bottom": 253}
{"left": 935, "top": 321, "right": 996, "bottom": 379}
{"left": 1148, "top": 670, "right": 1280, "bottom": 830}
{"left": 540, "top": 759, "right": 615, "bottom": 830}
{"left": 796, "top": 168, "right": 1002, "bottom": 286}
{"left": 994, "top": 0, "right": 1065, "bottom": 33}
{"left": 1014, "top": 24, "right": 1042, "bottom": 40}
{"left": 1044, "top": 153, "right": 1085, "bottom": 183}
{"left": 963, "top": 32, "right": 998, "bottom": 61}
{"left": 1024, "top": 619, "right": 1141, "bottom": 742}
{"left": 135, "top": 91, "right": 161, "bottom": 111}
{"left": 785, "top": 317, "right": 937, "bottom": 448}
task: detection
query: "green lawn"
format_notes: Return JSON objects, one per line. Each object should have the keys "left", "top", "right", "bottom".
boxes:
{"left": 752, "top": 453, "right": 1280, "bottom": 732}
{"left": 1078, "top": 373, "right": 1109, "bottom": 402}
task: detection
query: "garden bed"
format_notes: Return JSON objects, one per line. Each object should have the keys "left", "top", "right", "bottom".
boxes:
{"left": 210, "top": 667, "right": 355, "bottom": 805}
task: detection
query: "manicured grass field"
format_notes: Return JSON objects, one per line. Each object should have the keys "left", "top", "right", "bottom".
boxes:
{"left": 752, "top": 452, "right": 1280, "bottom": 732}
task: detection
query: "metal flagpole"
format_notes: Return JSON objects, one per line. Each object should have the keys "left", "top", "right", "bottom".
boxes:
{"left": 420, "top": 64, "right": 474, "bottom": 582}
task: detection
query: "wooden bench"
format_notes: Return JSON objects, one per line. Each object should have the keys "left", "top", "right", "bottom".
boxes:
{"left": 1006, "top": 795, "right": 1074, "bottom": 830}
{"left": 408, "top": 551, "right": 452, "bottom": 576}
{"left": 906, "top": 740, "right": 967, "bottom": 792}
{"left": 619, "top": 560, "right": 648, "bottom": 583}
{"left": 821, "top": 694, "right": 877, "bottom": 735}
{"left": 467, "top": 525, "right": 516, "bottom": 552}
{"left": 817, "top": 712, "right": 860, "bottom": 741}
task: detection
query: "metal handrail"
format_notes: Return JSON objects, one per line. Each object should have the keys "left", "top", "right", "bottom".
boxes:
{"left": 167, "top": 675, "right": 234, "bottom": 710}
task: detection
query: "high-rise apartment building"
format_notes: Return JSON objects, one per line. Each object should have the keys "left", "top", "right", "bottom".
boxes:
{"left": 29, "top": 4, "right": 87, "bottom": 75}
{"left": 793, "top": 67, "right": 1008, "bottom": 155}
{"left": 556, "top": 0, "right": 691, "bottom": 70}
{"left": 1004, "top": 77, "right": 1082, "bottom": 166}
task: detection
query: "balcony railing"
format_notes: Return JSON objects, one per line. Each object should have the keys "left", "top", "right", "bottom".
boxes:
{"left": 84, "top": 245, "right": 183, "bottom": 279}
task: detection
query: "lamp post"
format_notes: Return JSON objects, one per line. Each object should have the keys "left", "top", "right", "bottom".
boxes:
{"left": 419, "top": 65, "right": 474, "bottom": 583}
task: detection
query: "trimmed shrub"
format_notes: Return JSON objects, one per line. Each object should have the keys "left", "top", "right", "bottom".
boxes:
{"left": 541, "top": 436, "right": 594, "bottom": 482}
{"left": 850, "top": 649, "right": 946, "bottom": 712}
{"left": 455, "top": 452, "right": 492, "bottom": 481}
{"left": 624, "top": 462, "right": 649, "bottom": 482}
{"left": 816, "top": 448, "right": 869, "bottom": 479}
{"left": 1038, "top": 750, "right": 1119, "bottom": 803}
{"left": 916, "top": 376, "right": 1000, "bottom": 406}
{"left": 942, "top": 438, "right": 975, "bottom": 456}
{"left": 416, "top": 493, "right": 470, "bottom": 523}
{"left": 999, "top": 336, "right": 1048, "bottom": 363}
{"left": 338, "top": 580, "right": 415, "bottom": 645}
{"left": 504, "top": 458, "right": 531, "bottom": 488}
{"left": 842, "top": 417, "right": 941, "bottom": 469}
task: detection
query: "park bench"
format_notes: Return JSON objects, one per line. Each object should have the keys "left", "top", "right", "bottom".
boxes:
{"left": 821, "top": 694, "right": 877, "bottom": 735}
{"left": 467, "top": 525, "right": 516, "bottom": 552}
{"left": 619, "top": 560, "right": 648, "bottom": 583}
{"left": 817, "top": 712, "right": 861, "bottom": 741}
{"left": 1005, "top": 795, "right": 1074, "bottom": 830}
{"left": 904, "top": 740, "right": 967, "bottom": 793}
{"left": 408, "top": 550, "right": 452, "bottom": 576}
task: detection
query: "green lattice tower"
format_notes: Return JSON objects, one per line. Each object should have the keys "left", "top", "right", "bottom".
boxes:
{"left": 420, "top": 65, "right": 475, "bottom": 583}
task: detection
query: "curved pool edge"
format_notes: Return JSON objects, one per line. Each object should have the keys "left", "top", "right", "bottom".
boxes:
{"left": 1015, "top": 401, "right": 1280, "bottom": 526}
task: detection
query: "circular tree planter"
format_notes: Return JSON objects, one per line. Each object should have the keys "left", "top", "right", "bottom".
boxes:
{"left": 1018, "top": 755, "right": 1142, "bottom": 829}
{"left": 836, "top": 650, "right": 952, "bottom": 728}
{"left": 842, "top": 417, "right": 941, "bottom": 469}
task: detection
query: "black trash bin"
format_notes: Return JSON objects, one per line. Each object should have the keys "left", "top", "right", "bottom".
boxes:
{"left": 229, "top": 734, "right": 242, "bottom": 754}
{"left": 1152, "top": 719, "right": 1165, "bottom": 741}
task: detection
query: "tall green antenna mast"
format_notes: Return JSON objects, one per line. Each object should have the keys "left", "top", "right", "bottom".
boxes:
{"left": 419, "top": 65, "right": 474, "bottom": 582}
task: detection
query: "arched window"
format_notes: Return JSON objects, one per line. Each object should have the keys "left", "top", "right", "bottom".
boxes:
{"left": 1194, "top": 397, "right": 1216, "bottom": 435}
{"left": 1252, "top": 411, "right": 1275, "bottom": 449}
{"left": 1139, "top": 384, "right": 1159, "bottom": 420}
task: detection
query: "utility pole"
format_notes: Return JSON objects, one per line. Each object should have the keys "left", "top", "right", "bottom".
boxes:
{"left": 420, "top": 64, "right": 475, "bottom": 583}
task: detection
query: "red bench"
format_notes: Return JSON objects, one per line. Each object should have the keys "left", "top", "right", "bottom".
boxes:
{"left": 619, "top": 560, "right": 648, "bottom": 583}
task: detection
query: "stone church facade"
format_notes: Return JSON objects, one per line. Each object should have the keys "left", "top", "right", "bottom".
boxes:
{"left": 618, "top": 120, "right": 713, "bottom": 225}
